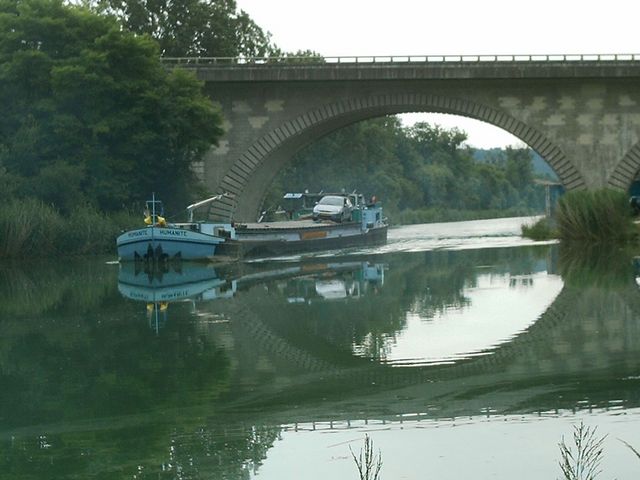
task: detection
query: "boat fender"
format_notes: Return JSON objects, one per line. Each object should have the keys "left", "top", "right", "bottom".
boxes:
{"left": 144, "top": 215, "right": 167, "bottom": 227}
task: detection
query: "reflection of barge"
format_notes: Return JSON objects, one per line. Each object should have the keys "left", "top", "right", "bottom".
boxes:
{"left": 117, "top": 259, "right": 385, "bottom": 306}
{"left": 118, "top": 258, "right": 385, "bottom": 331}
{"left": 117, "top": 262, "right": 233, "bottom": 303}
{"left": 116, "top": 193, "right": 387, "bottom": 262}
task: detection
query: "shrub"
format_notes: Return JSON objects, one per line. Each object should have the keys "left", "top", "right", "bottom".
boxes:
{"left": 555, "top": 189, "right": 636, "bottom": 243}
{"left": 0, "top": 200, "right": 139, "bottom": 258}
{"left": 521, "top": 216, "right": 557, "bottom": 240}
{"left": 0, "top": 199, "right": 65, "bottom": 257}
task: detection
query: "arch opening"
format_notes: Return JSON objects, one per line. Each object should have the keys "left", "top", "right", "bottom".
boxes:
{"left": 212, "top": 94, "right": 582, "bottom": 222}
{"left": 261, "top": 114, "right": 562, "bottom": 224}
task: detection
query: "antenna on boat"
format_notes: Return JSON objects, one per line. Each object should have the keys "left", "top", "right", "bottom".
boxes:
{"left": 151, "top": 192, "right": 156, "bottom": 223}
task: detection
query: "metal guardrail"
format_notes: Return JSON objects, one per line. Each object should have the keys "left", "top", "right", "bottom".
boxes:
{"left": 162, "top": 53, "right": 640, "bottom": 66}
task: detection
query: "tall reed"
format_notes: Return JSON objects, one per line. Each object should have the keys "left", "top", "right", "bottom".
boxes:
{"left": 619, "top": 439, "right": 640, "bottom": 462}
{"left": 0, "top": 199, "right": 139, "bottom": 258}
{"left": 350, "top": 435, "right": 383, "bottom": 480}
{"left": 0, "top": 199, "right": 64, "bottom": 257}
{"left": 558, "top": 422, "right": 606, "bottom": 480}
{"left": 555, "top": 189, "right": 636, "bottom": 243}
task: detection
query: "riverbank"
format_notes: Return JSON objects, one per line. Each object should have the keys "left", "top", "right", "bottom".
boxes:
{"left": 0, "top": 198, "right": 543, "bottom": 258}
{"left": 392, "top": 206, "right": 541, "bottom": 225}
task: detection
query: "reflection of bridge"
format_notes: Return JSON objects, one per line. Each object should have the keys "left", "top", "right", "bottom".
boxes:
{"left": 170, "top": 55, "right": 640, "bottom": 220}
{"left": 214, "top": 280, "right": 640, "bottom": 423}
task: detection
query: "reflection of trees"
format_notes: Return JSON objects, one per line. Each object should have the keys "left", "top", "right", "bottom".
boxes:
{"left": 0, "top": 273, "right": 230, "bottom": 426}
{"left": 7, "top": 246, "right": 639, "bottom": 477}
{"left": 239, "top": 247, "right": 552, "bottom": 363}
{"left": 0, "top": 260, "right": 281, "bottom": 480}
{"left": 206, "top": 245, "right": 640, "bottom": 423}
{"left": 0, "top": 258, "right": 117, "bottom": 317}
{"left": 5, "top": 421, "right": 281, "bottom": 480}
{"left": 397, "top": 247, "right": 552, "bottom": 322}
{"left": 484, "top": 253, "right": 640, "bottom": 414}
{"left": 383, "top": 246, "right": 640, "bottom": 417}
{"left": 221, "top": 247, "right": 553, "bottom": 369}
{"left": 165, "top": 423, "right": 281, "bottom": 480}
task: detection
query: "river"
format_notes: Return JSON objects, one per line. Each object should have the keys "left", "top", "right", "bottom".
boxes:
{"left": 1, "top": 216, "right": 639, "bottom": 479}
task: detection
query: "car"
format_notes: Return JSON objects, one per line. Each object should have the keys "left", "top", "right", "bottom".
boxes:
{"left": 312, "top": 195, "right": 353, "bottom": 222}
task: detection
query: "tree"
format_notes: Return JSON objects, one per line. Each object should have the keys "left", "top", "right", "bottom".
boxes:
{"left": 0, "top": 0, "right": 223, "bottom": 211}
{"left": 96, "top": 0, "right": 277, "bottom": 57}
{"left": 505, "top": 146, "right": 534, "bottom": 190}
{"left": 266, "top": 115, "right": 546, "bottom": 222}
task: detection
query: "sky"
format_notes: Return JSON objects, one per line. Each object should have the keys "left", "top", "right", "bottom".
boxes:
{"left": 234, "top": 0, "right": 640, "bottom": 148}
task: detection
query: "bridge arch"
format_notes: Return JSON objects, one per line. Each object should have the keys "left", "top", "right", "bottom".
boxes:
{"left": 608, "top": 142, "right": 640, "bottom": 190}
{"left": 212, "top": 93, "right": 584, "bottom": 221}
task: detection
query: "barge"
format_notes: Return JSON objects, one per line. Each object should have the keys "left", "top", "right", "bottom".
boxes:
{"left": 116, "top": 193, "right": 387, "bottom": 262}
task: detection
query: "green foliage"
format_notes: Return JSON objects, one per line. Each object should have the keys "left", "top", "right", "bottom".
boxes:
{"left": 268, "top": 49, "right": 325, "bottom": 63}
{"left": 0, "top": 198, "right": 63, "bottom": 257}
{"left": 268, "top": 118, "right": 546, "bottom": 222}
{"left": 521, "top": 216, "right": 557, "bottom": 240}
{"left": 0, "top": 199, "right": 139, "bottom": 258}
{"left": 0, "top": 0, "right": 223, "bottom": 213}
{"left": 556, "top": 189, "right": 636, "bottom": 243}
{"left": 97, "top": 0, "right": 278, "bottom": 57}
{"left": 0, "top": 257, "right": 116, "bottom": 316}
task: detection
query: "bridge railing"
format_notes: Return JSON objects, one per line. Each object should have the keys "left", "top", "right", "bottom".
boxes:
{"left": 162, "top": 53, "right": 640, "bottom": 67}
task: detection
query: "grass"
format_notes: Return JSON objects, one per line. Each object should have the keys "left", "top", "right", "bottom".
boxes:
{"left": 347, "top": 425, "right": 638, "bottom": 480}
{"left": 0, "top": 199, "right": 139, "bottom": 258}
{"left": 557, "top": 422, "right": 640, "bottom": 480}
{"left": 555, "top": 189, "right": 636, "bottom": 243}
{"left": 521, "top": 216, "right": 557, "bottom": 240}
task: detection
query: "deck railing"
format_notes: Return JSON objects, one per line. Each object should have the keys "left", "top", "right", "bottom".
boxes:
{"left": 161, "top": 53, "right": 640, "bottom": 67}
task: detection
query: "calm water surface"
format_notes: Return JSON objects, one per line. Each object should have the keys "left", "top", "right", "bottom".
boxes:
{"left": 1, "top": 217, "right": 640, "bottom": 479}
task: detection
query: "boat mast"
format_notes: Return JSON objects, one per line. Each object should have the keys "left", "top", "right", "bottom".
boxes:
{"left": 151, "top": 192, "right": 155, "bottom": 245}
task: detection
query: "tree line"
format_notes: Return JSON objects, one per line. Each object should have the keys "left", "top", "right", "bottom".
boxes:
{"left": 0, "top": 0, "right": 243, "bottom": 213}
{"left": 267, "top": 117, "right": 549, "bottom": 223}
{"left": 0, "top": 0, "right": 322, "bottom": 217}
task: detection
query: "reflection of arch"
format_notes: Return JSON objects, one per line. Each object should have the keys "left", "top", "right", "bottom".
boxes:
{"left": 228, "top": 282, "right": 573, "bottom": 387}
{"left": 212, "top": 94, "right": 585, "bottom": 221}
{"left": 608, "top": 141, "right": 640, "bottom": 190}
{"left": 228, "top": 281, "right": 640, "bottom": 422}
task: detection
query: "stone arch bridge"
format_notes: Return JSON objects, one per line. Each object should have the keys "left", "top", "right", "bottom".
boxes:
{"left": 167, "top": 54, "right": 640, "bottom": 221}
